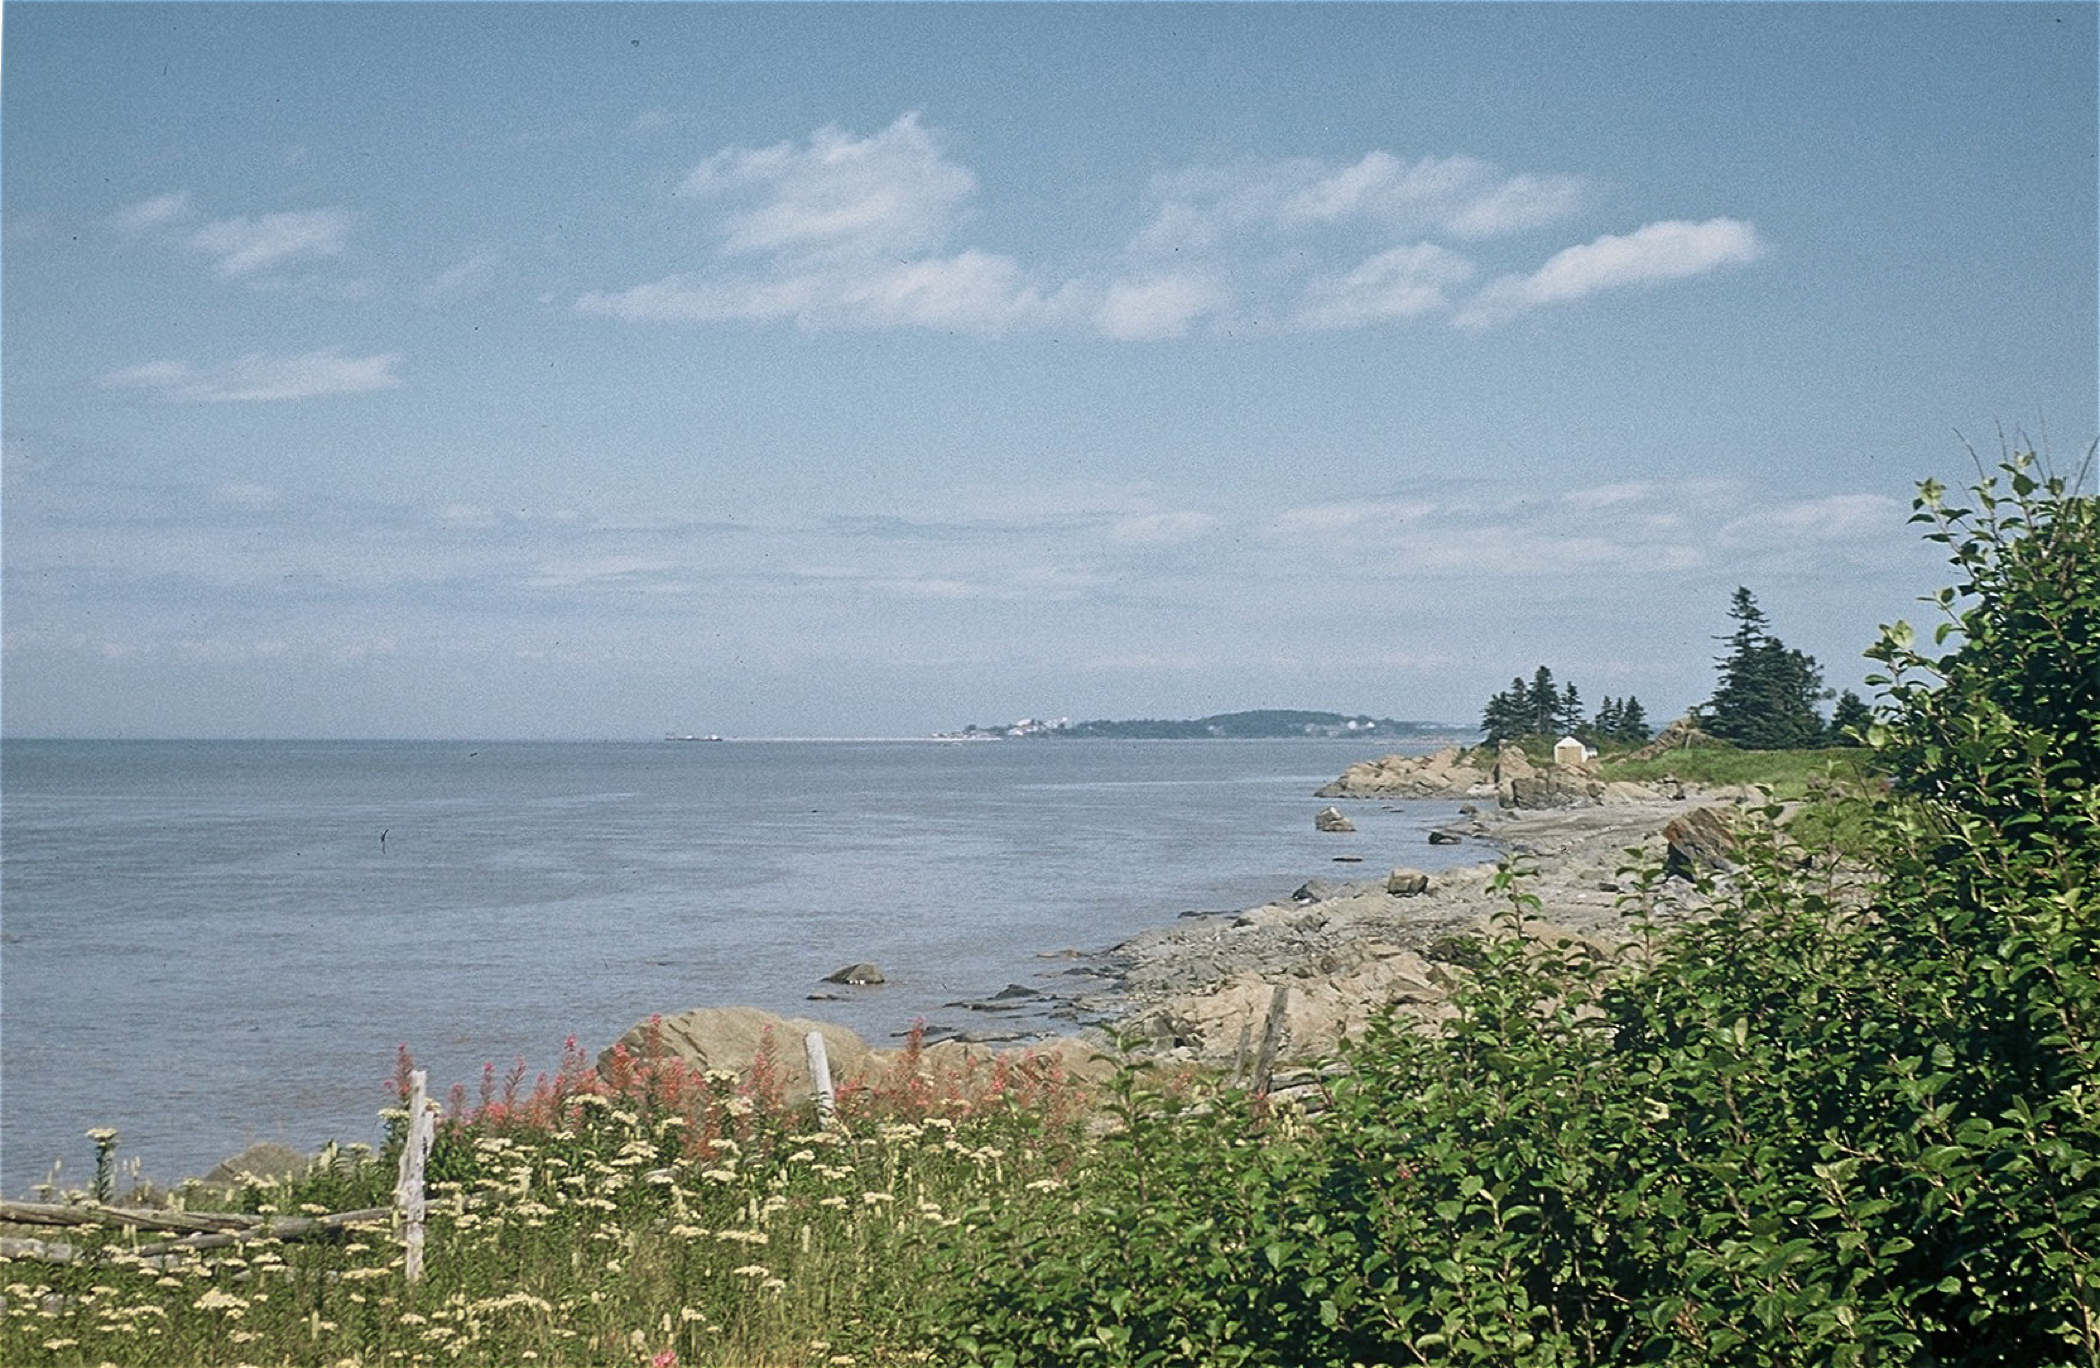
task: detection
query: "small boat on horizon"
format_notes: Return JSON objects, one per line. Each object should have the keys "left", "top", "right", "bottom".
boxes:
{"left": 665, "top": 733, "right": 727, "bottom": 742}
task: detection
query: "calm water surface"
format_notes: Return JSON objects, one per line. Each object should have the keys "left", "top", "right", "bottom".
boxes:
{"left": 1, "top": 738, "right": 1477, "bottom": 1193}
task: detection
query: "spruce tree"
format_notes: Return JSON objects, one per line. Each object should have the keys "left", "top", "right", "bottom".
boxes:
{"left": 1705, "top": 587, "right": 1830, "bottom": 748}
{"left": 1529, "top": 665, "right": 1559, "bottom": 735}
{"left": 1827, "top": 689, "right": 1872, "bottom": 746}
{"left": 1618, "top": 695, "right": 1652, "bottom": 743}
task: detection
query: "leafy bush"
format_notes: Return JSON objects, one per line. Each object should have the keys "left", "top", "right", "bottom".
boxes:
{"left": 919, "top": 454, "right": 2100, "bottom": 1366}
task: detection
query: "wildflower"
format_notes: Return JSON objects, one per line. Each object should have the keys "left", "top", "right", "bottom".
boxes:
{"left": 1026, "top": 1177, "right": 1063, "bottom": 1192}
{"left": 787, "top": 1149, "right": 816, "bottom": 1163}
{"left": 42, "top": 1340, "right": 80, "bottom": 1352}
{"left": 861, "top": 1191, "right": 895, "bottom": 1206}
{"left": 819, "top": 1196, "right": 848, "bottom": 1209}
{"left": 730, "top": 1264, "right": 771, "bottom": 1278}
{"left": 700, "top": 1167, "right": 738, "bottom": 1184}
{"left": 194, "top": 1289, "right": 248, "bottom": 1313}
{"left": 652, "top": 1351, "right": 678, "bottom": 1368}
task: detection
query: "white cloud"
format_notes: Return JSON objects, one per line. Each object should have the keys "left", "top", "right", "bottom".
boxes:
{"left": 1134, "top": 153, "right": 1586, "bottom": 254}
{"left": 584, "top": 114, "right": 1059, "bottom": 335}
{"left": 583, "top": 115, "right": 1761, "bottom": 340}
{"left": 681, "top": 112, "right": 973, "bottom": 260}
{"left": 1293, "top": 243, "right": 1477, "bottom": 328}
{"left": 422, "top": 251, "right": 501, "bottom": 304}
{"left": 1094, "top": 274, "right": 1228, "bottom": 339}
{"left": 1455, "top": 218, "right": 1766, "bottom": 328}
{"left": 189, "top": 208, "right": 354, "bottom": 279}
{"left": 1719, "top": 493, "right": 1907, "bottom": 549}
{"left": 110, "top": 190, "right": 193, "bottom": 235}
{"left": 100, "top": 349, "right": 404, "bottom": 402}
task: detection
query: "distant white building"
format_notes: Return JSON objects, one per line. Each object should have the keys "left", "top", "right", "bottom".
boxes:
{"left": 1554, "top": 735, "right": 1593, "bottom": 766}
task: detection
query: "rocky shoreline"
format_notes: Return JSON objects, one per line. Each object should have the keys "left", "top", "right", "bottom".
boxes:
{"left": 610, "top": 745, "right": 1761, "bottom": 1093}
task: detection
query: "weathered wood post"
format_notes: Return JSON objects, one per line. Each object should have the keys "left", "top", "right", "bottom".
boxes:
{"left": 1253, "top": 985, "right": 1290, "bottom": 1096}
{"left": 804, "top": 1030, "right": 837, "bottom": 1123}
{"left": 394, "top": 1069, "right": 436, "bottom": 1285}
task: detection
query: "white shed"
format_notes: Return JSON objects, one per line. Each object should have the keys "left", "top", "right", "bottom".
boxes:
{"left": 1553, "top": 735, "right": 1590, "bottom": 767}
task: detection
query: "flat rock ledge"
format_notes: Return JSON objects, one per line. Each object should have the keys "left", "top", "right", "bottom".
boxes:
{"left": 1062, "top": 790, "right": 1763, "bottom": 1069}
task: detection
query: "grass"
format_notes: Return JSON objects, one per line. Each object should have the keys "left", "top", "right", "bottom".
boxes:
{"left": 2, "top": 1026, "right": 1103, "bottom": 1367}
{"left": 1593, "top": 741, "right": 1881, "bottom": 801}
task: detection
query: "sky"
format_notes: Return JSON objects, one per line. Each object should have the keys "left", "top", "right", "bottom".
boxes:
{"left": 3, "top": 2, "right": 2094, "bottom": 740}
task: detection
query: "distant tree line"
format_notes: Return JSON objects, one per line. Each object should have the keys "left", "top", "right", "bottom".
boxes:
{"left": 1480, "top": 587, "right": 1872, "bottom": 752}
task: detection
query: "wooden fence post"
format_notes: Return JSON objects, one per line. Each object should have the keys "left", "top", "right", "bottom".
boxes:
{"left": 394, "top": 1069, "right": 436, "bottom": 1285}
{"left": 804, "top": 1031, "right": 836, "bottom": 1123}
{"left": 1253, "top": 985, "right": 1290, "bottom": 1096}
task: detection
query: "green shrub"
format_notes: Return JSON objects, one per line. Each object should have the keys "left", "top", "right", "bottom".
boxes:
{"left": 917, "top": 453, "right": 2100, "bottom": 1367}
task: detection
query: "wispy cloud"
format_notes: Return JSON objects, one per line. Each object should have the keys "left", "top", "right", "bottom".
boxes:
{"left": 110, "top": 190, "right": 194, "bottom": 235}
{"left": 100, "top": 348, "right": 404, "bottom": 402}
{"left": 1131, "top": 152, "right": 1585, "bottom": 252}
{"left": 189, "top": 208, "right": 354, "bottom": 279}
{"left": 1455, "top": 218, "right": 1766, "bottom": 329}
{"left": 580, "top": 113, "right": 1063, "bottom": 334}
{"left": 1293, "top": 244, "right": 1477, "bottom": 328}
{"left": 582, "top": 117, "right": 1764, "bottom": 341}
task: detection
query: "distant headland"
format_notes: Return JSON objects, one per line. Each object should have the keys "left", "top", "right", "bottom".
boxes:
{"left": 939, "top": 709, "right": 1472, "bottom": 741}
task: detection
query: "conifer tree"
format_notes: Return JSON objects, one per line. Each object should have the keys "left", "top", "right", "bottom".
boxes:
{"left": 1827, "top": 689, "right": 1871, "bottom": 746}
{"left": 1705, "top": 587, "right": 1830, "bottom": 748}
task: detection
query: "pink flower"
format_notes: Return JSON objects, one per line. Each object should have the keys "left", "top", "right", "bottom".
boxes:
{"left": 651, "top": 1350, "right": 678, "bottom": 1368}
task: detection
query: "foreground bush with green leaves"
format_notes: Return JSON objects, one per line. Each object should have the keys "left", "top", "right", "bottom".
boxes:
{"left": 922, "top": 455, "right": 2097, "bottom": 1367}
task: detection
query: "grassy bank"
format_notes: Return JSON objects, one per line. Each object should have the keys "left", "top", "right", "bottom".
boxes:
{"left": 3, "top": 1032, "right": 1104, "bottom": 1367}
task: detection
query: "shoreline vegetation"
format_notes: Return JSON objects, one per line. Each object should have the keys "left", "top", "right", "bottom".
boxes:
{"left": 938, "top": 709, "right": 1465, "bottom": 741}
{"left": 5, "top": 456, "right": 2095, "bottom": 1367}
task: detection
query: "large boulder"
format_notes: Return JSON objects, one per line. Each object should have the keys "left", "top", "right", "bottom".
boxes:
{"left": 601, "top": 1007, "right": 874, "bottom": 1097}
{"left": 203, "top": 1142, "right": 311, "bottom": 1187}
{"left": 1314, "top": 806, "right": 1357, "bottom": 832}
{"left": 1122, "top": 946, "right": 1454, "bottom": 1064}
{"left": 1663, "top": 806, "right": 1740, "bottom": 880}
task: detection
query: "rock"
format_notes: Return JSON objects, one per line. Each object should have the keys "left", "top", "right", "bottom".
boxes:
{"left": 1316, "top": 746, "right": 1492, "bottom": 799}
{"left": 1314, "top": 806, "right": 1356, "bottom": 833}
{"left": 1506, "top": 772, "right": 1605, "bottom": 809}
{"left": 1631, "top": 716, "right": 1724, "bottom": 760}
{"left": 1293, "top": 878, "right": 1342, "bottom": 903}
{"left": 1386, "top": 867, "right": 1431, "bottom": 896}
{"left": 1663, "top": 806, "right": 1740, "bottom": 879}
{"left": 203, "top": 1142, "right": 311, "bottom": 1187}
{"left": 1493, "top": 743, "right": 1537, "bottom": 807}
{"left": 824, "top": 962, "right": 885, "bottom": 985}
{"left": 602, "top": 1006, "right": 873, "bottom": 1096}
{"left": 1427, "top": 828, "right": 1464, "bottom": 844}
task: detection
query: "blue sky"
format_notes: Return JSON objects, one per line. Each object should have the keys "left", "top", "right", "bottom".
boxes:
{"left": 4, "top": 2, "right": 2094, "bottom": 740}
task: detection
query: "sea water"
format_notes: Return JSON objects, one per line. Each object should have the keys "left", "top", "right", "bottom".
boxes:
{"left": 0, "top": 737, "right": 1481, "bottom": 1194}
